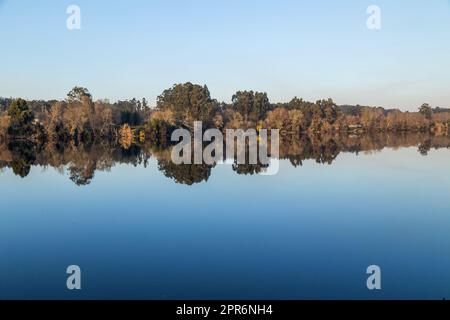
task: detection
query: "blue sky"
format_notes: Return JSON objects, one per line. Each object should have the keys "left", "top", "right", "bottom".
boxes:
{"left": 0, "top": 0, "right": 449, "bottom": 110}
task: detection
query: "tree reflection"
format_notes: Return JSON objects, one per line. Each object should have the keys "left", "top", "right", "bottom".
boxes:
{"left": 158, "top": 160, "right": 213, "bottom": 185}
{"left": 8, "top": 141, "right": 37, "bottom": 178}
{"left": 0, "top": 132, "right": 449, "bottom": 186}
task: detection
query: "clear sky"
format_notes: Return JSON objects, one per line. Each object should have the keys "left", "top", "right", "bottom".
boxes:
{"left": 1, "top": 0, "right": 449, "bottom": 110}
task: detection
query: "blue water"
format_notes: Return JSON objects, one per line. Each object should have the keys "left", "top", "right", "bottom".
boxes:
{"left": 1, "top": 147, "right": 450, "bottom": 299}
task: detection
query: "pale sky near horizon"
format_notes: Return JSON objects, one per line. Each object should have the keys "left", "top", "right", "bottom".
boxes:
{"left": 1, "top": 0, "right": 449, "bottom": 110}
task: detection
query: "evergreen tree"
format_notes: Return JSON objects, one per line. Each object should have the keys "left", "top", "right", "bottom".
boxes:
{"left": 7, "top": 98, "right": 35, "bottom": 136}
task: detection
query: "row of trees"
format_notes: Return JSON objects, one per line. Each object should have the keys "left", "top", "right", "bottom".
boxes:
{"left": 151, "top": 83, "right": 450, "bottom": 136}
{"left": 1, "top": 83, "right": 450, "bottom": 143}
{"left": 0, "top": 87, "right": 151, "bottom": 142}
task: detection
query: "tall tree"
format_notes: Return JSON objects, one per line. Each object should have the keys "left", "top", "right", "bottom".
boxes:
{"left": 232, "top": 91, "right": 271, "bottom": 124}
{"left": 7, "top": 98, "right": 35, "bottom": 136}
{"left": 142, "top": 98, "right": 149, "bottom": 109}
{"left": 64, "top": 87, "right": 93, "bottom": 139}
{"left": 419, "top": 103, "right": 433, "bottom": 120}
{"left": 157, "top": 83, "right": 217, "bottom": 127}
{"left": 67, "top": 86, "right": 92, "bottom": 103}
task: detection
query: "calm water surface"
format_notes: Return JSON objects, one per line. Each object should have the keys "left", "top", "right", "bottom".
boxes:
{"left": 1, "top": 138, "right": 450, "bottom": 299}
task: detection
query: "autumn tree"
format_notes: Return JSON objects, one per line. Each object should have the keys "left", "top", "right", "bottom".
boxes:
{"left": 0, "top": 113, "right": 11, "bottom": 138}
{"left": 45, "top": 101, "right": 66, "bottom": 139}
{"left": 386, "top": 110, "right": 402, "bottom": 131}
{"left": 266, "top": 108, "right": 289, "bottom": 132}
{"left": 212, "top": 113, "right": 224, "bottom": 129}
{"left": 119, "top": 124, "right": 133, "bottom": 149}
{"left": 223, "top": 109, "right": 244, "bottom": 129}
{"left": 360, "top": 107, "right": 385, "bottom": 132}
{"left": 287, "top": 109, "right": 305, "bottom": 134}
{"left": 93, "top": 100, "right": 113, "bottom": 137}
{"left": 64, "top": 87, "right": 93, "bottom": 139}
{"left": 300, "top": 99, "right": 340, "bottom": 132}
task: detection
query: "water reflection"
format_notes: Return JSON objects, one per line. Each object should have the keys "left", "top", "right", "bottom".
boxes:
{"left": 1, "top": 133, "right": 449, "bottom": 186}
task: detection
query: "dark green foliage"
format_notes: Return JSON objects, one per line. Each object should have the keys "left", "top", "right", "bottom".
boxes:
{"left": 157, "top": 82, "right": 217, "bottom": 126}
{"left": 67, "top": 86, "right": 92, "bottom": 102}
{"left": 69, "top": 165, "right": 95, "bottom": 186}
{"left": 112, "top": 99, "right": 145, "bottom": 126}
{"left": 7, "top": 98, "right": 35, "bottom": 136}
{"left": 232, "top": 163, "right": 269, "bottom": 175}
{"left": 120, "top": 109, "right": 141, "bottom": 126}
{"left": 419, "top": 103, "right": 433, "bottom": 120}
{"left": 0, "top": 97, "right": 12, "bottom": 112}
{"left": 418, "top": 139, "right": 432, "bottom": 156}
{"left": 339, "top": 104, "right": 364, "bottom": 116}
{"left": 232, "top": 91, "right": 271, "bottom": 123}
{"left": 433, "top": 107, "right": 450, "bottom": 113}
{"left": 288, "top": 97, "right": 315, "bottom": 111}
{"left": 158, "top": 160, "right": 212, "bottom": 185}
{"left": 145, "top": 118, "right": 171, "bottom": 148}
{"left": 316, "top": 99, "right": 340, "bottom": 124}
{"left": 8, "top": 140, "right": 37, "bottom": 177}
{"left": 142, "top": 98, "right": 149, "bottom": 109}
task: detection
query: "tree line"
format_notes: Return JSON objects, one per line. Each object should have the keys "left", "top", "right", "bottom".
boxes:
{"left": 1, "top": 83, "right": 450, "bottom": 144}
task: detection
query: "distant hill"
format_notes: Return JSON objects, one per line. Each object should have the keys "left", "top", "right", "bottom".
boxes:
{"left": 339, "top": 104, "right": 450, "bottom": 115}
{"left": 433, "top": 107, "right": 450, "bottom": 113}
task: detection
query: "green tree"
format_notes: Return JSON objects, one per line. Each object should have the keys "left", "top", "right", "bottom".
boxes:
{"left": 157, "top": 83, "right": 217, "bottom": 127}
{"left": 142, "top": 98, "right": 149, "bottom": 110}
{"left": 316, "top": 99, "right": 339, "bottom": 124}
{"left": 7, "top": 98, "right": 35, "bottom": 136}
{"left": 287, "top": 97, "right": 315, "bottom": 127}
{"left": 232, "top": 91, "right": 271, "bottom": 124}
{"left": 419, "top": 103, "right": 433, "bottom": 120}
{"left": 67, "top": 86, "right": 92, "bottom": 103}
